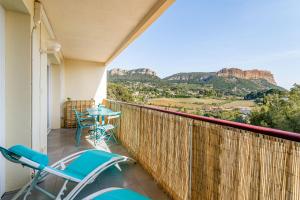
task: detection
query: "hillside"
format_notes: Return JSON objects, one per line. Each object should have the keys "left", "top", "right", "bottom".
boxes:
{"left": 108, "top": 67, "right": 285, "bottom": 97}
{"left": 108, "top": 68, "right": 160, "bottom": 82}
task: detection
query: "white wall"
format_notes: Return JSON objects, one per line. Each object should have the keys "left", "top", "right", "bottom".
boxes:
{"left": 5, "top": 10, "right": 31, "bottom": 191}
{"left": 0, "top": 4, "right": 5, "bottom": 197}
{"left": 64, "top": 58, "right": 107, "bottom": 104}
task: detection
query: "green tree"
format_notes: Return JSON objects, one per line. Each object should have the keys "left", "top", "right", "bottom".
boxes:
{"left": 250, "top": 84, "right": 300, "bottom": 132}
{"left": 107, "top": 83, "right": 134, "bottom": 102}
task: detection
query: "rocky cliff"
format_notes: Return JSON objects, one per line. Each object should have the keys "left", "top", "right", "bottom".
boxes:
{"left": 164, "top": 72, "right": 215, "bottom": 82}
{"left": 108, "top": 67, "right": 284, "bottom": 95}
{"left": 109, "top": 67, "right": 277, "bottom": 85}
{"left": 109, "top": 68, "right": 127, "bottom": 76}
{"left": 108, "top": 68, "right": 157, "bottom": 77}
{"left": 217, "top": 68, "right": 276, "bottom": 85}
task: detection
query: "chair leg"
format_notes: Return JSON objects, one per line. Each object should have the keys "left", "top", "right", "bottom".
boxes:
{"left": 56, "top": 179, "right": 68, "bottom": 200}
{"left": 94, "top": 128, "right": 104, "bottom": 145}
{"left": 111, "top": 131, "right": 118, "bottom": 144}
{"left": 108, "top": 131, "right": 116, "bottom": 143}
{"left": 12, "top": 171, "right": 41, "bottom": 200}
{"left": 11, "top": 182, "right": 32, "bottom": 200}
{"left": 105, "top": 130, "right": 118, "bottom": 145}
{"left": 75, "top": 127, "right": 78, "bottom": 140}
{"left": 76, "top": 128, "right": 82, "bottom": 146}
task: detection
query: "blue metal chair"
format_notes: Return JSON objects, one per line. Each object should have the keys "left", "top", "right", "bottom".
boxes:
{"left": 100, "top": 111, "right": 121, "bottom": 144}
{"left": 73, "top": 108, "right": 96, "bottom": 146}
{"left": 91, "top": 108, "right": 121, "bottom": 145}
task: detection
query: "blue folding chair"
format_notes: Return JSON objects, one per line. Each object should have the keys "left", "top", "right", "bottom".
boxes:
{"left": 0, "top": 145, "right": 135, "bottom": 200}
{"left": 98, "top": 111, "right": 121, "bottom": 144}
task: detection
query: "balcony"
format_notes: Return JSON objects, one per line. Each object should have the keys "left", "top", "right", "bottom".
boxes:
{"left": 0, "top": 0, "right": 176, "bottom": 196}
{"left": 1, "top": 0, "right": 300, "bottom": 199}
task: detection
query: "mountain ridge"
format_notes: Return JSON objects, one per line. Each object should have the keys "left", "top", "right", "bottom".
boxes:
{"left": 109, "top": 68, "right": 158, "bottom": 77}
{"left": 108, "top": 67, "right": 284, "bottom": 96}
{"left": 109, "top": 67, "right": 277, "bottom": 84}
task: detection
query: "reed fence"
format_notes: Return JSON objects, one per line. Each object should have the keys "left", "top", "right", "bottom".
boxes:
{"left": 103, "top": 99, "right": 300, "bottom": 200}
{"left": 63, "top": 100, "right": 95, "bottom": 128}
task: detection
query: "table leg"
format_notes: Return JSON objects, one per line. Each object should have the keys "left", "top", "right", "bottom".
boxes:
{"left": 102, "top": 116, "right": 105, "bottom": 125}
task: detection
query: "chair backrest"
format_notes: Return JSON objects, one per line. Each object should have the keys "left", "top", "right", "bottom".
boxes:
{"left": 0, "top": 146, "right": 21, "bottom": 164}
{"left": 73, "top": 108, "right": 83, "bottom": 128}
{"left": 0, "top": 145, "right": 49, "bottom": 170}
{"left": 107, "top": 112, "right": 121, "bottom": 125}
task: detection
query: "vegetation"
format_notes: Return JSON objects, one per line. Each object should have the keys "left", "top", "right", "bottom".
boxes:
{"left": 249, "top": 84, "right": 300, "bottom": 132}
{"left": 107, "top": 83, "right": 134, "bottom": 102}
{"left": 107, "top": 70, "right": 299, "bottom": 133}
{"left": 202, "top": 109, "right": 248, "bottom": 123}
{"left": 244, "top": 89, "right": 285, "bottom": 103}
{"left": 109, "top": 70, "right": 285, "bottom": 97}
{"left": 109, "top": 74, "right": 160, "bottom": 83}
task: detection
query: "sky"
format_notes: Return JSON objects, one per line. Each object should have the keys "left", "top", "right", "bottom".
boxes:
{"left": 108, "top": 0, "right": 300, "bottom": 89}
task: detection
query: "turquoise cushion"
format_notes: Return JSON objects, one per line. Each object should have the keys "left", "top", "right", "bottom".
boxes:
{"left": 8, "top": 145, "right": 49, "bottom": 169}
{"left": 64, "top": 150, "right": 120, "bottom": 180}
{"left": 93, "top": 189, "right": 150, "bottom": 200}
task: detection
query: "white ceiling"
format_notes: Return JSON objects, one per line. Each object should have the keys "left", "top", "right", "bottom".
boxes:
{"left": 41, "top": 0, "right": 171, "bottom": 63}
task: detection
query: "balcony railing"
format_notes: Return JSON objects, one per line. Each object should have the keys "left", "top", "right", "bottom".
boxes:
{"left": 103, "top": 99, "right": 300, "bottom": 200}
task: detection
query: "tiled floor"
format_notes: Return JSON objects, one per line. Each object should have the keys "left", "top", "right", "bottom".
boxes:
{"left": 3, "top": 129, "right": 170, "bottom": 200}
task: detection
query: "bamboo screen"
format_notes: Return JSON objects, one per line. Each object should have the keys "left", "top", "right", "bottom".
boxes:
{"left": 191, "top": 121, "right": 300, "bottom": 200}
{"left": 104, "top": 100, "right": 190, "bottom": 200}
{"left": 64, "top": 100, "right": 95, "bottom": 128}
{"left": 104, "top": 100, "right": 300, "bottom": 200}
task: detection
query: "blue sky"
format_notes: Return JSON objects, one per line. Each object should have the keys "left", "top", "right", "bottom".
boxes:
{"left": 109, "top": 0, "right": 300, "bottom": 89}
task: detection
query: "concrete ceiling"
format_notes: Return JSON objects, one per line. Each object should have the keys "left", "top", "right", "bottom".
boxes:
{"left": 0, "top": 0, "right": 29, "bottom": 13}
{"left": 41, "top": 0, "right": 174, "bottom": 64}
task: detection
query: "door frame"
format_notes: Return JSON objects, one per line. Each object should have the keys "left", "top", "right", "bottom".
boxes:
{"left": 47, "top": 64, "right": 52, "bottom": 134}
{"left": 0, "top": 3, "right": 6, "bottom": 196}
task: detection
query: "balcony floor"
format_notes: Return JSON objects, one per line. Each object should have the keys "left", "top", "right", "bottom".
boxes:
{"left": 3, "top": 129, "right": 170, "bottom": 200}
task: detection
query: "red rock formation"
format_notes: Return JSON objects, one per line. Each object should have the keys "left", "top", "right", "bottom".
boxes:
{"left": 217, "top": 68, "right": 276, "bottom": 85}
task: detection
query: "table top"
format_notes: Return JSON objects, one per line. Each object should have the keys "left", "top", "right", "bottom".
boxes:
{"left": 87, "top": 107, "right": 120, "bottom": 117}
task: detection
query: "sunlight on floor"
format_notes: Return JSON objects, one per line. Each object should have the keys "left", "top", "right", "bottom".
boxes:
{"left": 85, "top": 135, "right": 110, "bottom": 151}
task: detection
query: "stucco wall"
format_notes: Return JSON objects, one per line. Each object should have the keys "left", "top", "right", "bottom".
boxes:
{"left": 5, "top": 10, "right": 31, "bottom": 191}
{"left": 64, "top": 58, "right": 107, "bottom": 104}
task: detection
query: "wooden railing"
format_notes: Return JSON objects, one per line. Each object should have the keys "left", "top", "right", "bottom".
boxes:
{"left": 103, "top": 99, "right": 300, "bottom": 200}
